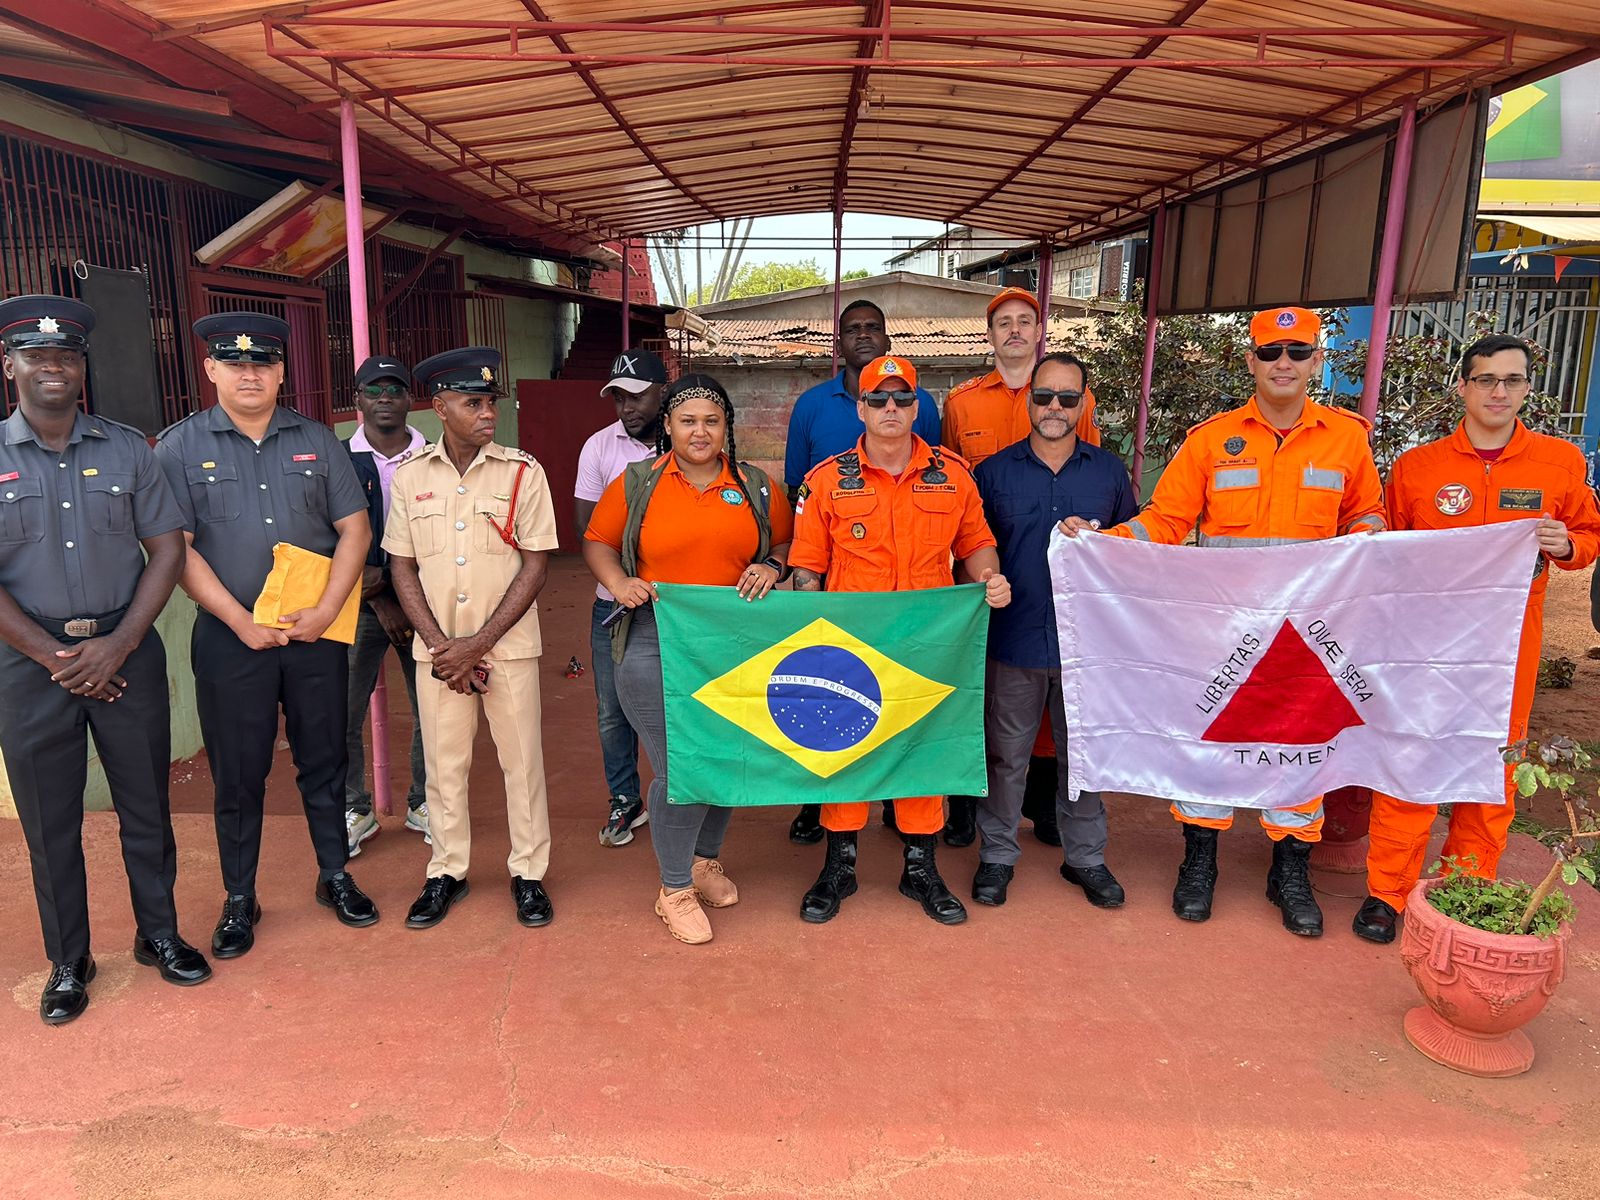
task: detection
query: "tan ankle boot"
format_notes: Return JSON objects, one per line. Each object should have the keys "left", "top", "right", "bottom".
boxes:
{"left": 691, "top": 857, "right": 739, "bottom": 908}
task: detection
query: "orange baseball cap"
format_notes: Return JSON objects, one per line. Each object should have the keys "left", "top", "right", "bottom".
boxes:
{"left": 859, "top": 354, "right": 918, "bottom": 393}
{"left": 986, "top": 285, "right": 1041, "bottom": 320}
{"left": 1250, "top": 306, "right": 1321, "bottom": 346}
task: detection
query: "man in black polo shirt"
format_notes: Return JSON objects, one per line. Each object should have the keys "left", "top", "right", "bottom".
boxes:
{"left": 156, "top": 312, "right": 377, "bottom": 958}
{"left": 0, "top": 294, "right": 208, "bottom": 1024}
{"left": 972, "top": 352, "right": 1134, "bottom": 908}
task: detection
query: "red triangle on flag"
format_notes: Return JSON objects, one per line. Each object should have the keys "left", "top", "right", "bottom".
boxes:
{"left": 1202, "top": 620, "right": 1365, "bottom": 745}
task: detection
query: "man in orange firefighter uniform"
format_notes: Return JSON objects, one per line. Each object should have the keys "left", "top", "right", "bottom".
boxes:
{"left": 1355, "top": 333, "right": 1600, "bottom": 943}
{"left": 788, "top": 354, "right": 1011, "bottom": 927}
{"left": 1062, "top": 306, "right": 1385, "bottom": 936}
{"left": 940, "top": 285, "right": 1100, "bottom": 846}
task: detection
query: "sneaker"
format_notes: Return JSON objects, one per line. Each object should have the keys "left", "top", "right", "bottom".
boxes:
{"left": 345, "top": 810, "right": 378, "bottom": 857}
{"left": 405, "top": 802, "right": 432, "bottom": 845}
{"left": 599, "top": 796, "right": 648, "bottom": 847}
{"left": 692, "top": 857, "right": 739, "bottom": 908}
{"left": 654, "top": 887, "right": 712, "bottom": 944}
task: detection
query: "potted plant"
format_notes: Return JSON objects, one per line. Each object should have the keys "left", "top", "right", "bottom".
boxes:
{"left": 1399, "top": 737, "right": 1598, "bottom": 1077}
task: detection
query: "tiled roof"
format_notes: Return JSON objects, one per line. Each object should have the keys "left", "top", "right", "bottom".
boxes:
{"left": 692, "top": 316, "right": 1097, "bottom": 363}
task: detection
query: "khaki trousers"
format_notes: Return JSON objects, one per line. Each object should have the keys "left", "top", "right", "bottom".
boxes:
{"left": 415, "top": 656, "right": 551, "bottom": 881}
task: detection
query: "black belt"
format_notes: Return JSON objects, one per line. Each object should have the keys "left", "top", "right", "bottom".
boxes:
{"left": 30, "top": 606, "right": 129, "bottom": 641}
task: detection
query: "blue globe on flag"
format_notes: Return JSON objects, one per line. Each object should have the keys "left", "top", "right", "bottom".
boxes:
{"left": 767, "top": 645, "right": 883, "bottom": 752}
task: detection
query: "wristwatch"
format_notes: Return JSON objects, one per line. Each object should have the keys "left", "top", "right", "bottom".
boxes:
{"left": 762, "top": 555, "right": 792, "bottom": 583}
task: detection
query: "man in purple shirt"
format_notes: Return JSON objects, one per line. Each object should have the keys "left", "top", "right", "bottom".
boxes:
{"left": 573, "top": 348, "right": 665, "bottom": 847}
{"left": 344, "top": 355, "right": 429, "bottom": 855}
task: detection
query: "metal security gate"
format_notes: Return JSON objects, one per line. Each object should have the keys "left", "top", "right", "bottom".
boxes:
{"left": 191, "top": 273, "right": 333, "bottom": 427}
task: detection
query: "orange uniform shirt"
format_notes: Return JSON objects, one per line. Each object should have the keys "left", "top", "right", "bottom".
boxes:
{"left": 1386, "top": 420, "right": 1600, "bottom": 603}
{"left": 585, "top": 453, "right": 793, "bottom": 586}
{"left": 1112, "top": 396, "right": 1385, "bottom": 546}
{"left": 788, "top": 435, "right": 995, "bottom": 592}
{"left": 941, "top": 369, "right": 1100, "bottom": 467}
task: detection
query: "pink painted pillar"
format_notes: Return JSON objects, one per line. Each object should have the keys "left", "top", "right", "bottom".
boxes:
{"left": 1358, "top": 97, "right": 1418, "bottom": 423}
{"left": 1132, "top": 204, "right": 1167, "bottom": 492}
{"left": 831, "top": 207, "right": 844, "bottom": 375}
{"left": 341, "top": 97, "right": 393, "bottom": 818}
{"left": 1035, "top": 239, "right": 1053, "bottom": 359}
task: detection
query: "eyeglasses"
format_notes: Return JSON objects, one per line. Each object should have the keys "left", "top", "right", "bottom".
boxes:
{"left": 360, "top": 383, "right": 408, "bottom": 398}
{"left": 1030, "top": 388, "right": 1084, "bottom": 408}
{"left": 861, "top": 391, "right": 916, "bottom": 408}
{"left": 1465, "top": 374, "right": 1531, "bottom": 394}
{"left": 1253, "top": 344, "right": 1317, "bottom": 363}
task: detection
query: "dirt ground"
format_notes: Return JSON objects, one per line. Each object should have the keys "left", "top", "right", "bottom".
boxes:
{"left": 1520, "top": 563, "right": 1600, "bottom": 828}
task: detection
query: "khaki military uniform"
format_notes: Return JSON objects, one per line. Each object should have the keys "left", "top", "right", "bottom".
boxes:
{"left": 384, "top": 441, "right": 559, "bottom": 881}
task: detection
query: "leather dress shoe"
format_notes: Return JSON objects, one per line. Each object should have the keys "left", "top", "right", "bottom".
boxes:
{"left": 40, "top": 956, "right": 95, "bottom": 1025}
{"left": 212, "top": 894, "right": 261, "bottom": 958}
{"left": 513, "top": 877, "right": 553, "bottom": 927}
{"left": 788, "top": 804, "right": 824, "bottom": 844}
{"left": 316, "top": 872, "right": 380, "bottom": 927}
{"left": 406, "top": 875, "right": 469, "bottom": 929}
{"left": 1353, "top": 895, "right": 1400, "bottom": 944}
{"left": 133, "top": 936, "right": 212, "bottom": 986}
{"left": 971, "top": 862, "right": 1014, "bottom": 906}
{"left": 1061, "top": 862, "right": 1126, "bottom": 909}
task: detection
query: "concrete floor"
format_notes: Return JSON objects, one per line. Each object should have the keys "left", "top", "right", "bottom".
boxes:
{"left": 3, "top": 558, "right": 1598, "bottom": 1199}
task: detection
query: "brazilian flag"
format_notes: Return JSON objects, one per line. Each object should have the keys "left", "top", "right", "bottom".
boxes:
{"left": 656, "top": 583, "right": 988, "bottom": 806}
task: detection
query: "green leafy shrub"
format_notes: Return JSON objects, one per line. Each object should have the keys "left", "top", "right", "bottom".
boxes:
{"left": 1425, "top": 856, "right": 1576, "bottom": 939}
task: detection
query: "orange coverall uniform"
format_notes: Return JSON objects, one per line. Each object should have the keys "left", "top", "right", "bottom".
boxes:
{"left": 788, "top": 435, "right": 996, "bottom": 834}
{"left": 1109, "top": 394, "right": 1387, "bottom": 839}
{"left": 1366, "top": 420, "right": 1600, "bottom": 909}
{"left": 942, "top": 370, "right": 1100, "bottom": 467}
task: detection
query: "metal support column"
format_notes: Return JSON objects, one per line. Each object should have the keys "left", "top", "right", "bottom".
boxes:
{"left": 620, "top": 236, "right": 632, "bottom": 353}
{"left": 1133, "top": 204, "right": 1167, "bottom": 492}
{"left": 1035, "top": 239, "right": 1053, "bottom": 359}
{"left": 1359, "top": 97, "right": 1418, "bottom": 423}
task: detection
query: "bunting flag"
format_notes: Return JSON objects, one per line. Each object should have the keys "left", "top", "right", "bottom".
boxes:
{"left": 656, "top": 583, "right": 988, "bottom": 806}
{"left": 1049, "top": 522, "right": 1539, "bottom": 809}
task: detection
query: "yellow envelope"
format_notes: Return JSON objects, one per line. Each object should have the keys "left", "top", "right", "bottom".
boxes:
{"left": 252, "top": 542, "right": 361, "bottom": 644}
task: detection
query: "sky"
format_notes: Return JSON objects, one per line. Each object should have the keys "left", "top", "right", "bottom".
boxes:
{"left": 651, "top": 211, "right": 948, "bottom": 300}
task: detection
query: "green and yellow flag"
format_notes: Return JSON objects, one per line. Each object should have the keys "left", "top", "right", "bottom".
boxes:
{"left": 656, "top": 583, "right": 988, "bottom": 806}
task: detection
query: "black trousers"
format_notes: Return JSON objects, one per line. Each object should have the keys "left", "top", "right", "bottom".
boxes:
{"left": 0, "top": 631, "right": 177, "bottom": 963}
{"left": 192, "top": 611, "right": 349, "bottom": 895}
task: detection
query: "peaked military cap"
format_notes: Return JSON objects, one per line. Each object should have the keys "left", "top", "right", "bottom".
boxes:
{"left": 194, "top": 312, "right": 289, "bottom": 363}
{"left": 354, "top": 354, "right": 412, "bottom": 389}
{"left": 0, "top": 294, "right": 95, "bottom": 351}
{"left": 415, "top": 346, "right": 504, "bottom": 396}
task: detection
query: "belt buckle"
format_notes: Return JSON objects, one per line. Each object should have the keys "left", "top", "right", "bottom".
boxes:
{"left": 63, "top": 618, "right": 97, "bottom": 638}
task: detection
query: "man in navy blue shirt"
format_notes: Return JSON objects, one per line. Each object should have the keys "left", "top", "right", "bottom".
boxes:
{"left": 781, "top": 297, "right": 941, "bottom": 844}
{"left": 973, "top": 352, "right": 1136, "bottom": 909}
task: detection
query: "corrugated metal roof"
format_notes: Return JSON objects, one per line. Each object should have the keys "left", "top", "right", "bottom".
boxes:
{"left": 696, "top": 315, "right": 1098, "bottom": 362}
{"left": 9, "top": 3, "right": 1600, "bottom": 255}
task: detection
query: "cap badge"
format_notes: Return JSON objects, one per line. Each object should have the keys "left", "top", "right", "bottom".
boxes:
{"left": 37, "top": 317, "right": 60, "bottom": 334}
{"left": 480, "top": 366, "right": 494, "bottom": 382}
{"left": 881, "top": 359, "right": 900, "bottom": 374}
{"left": 1275, "top": 311, "right": 1296, "bottom": 328}
{"left": 235, "top": 334, "right": 254, "bottom": 351}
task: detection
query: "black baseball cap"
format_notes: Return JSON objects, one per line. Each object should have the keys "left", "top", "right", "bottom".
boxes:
{"left": 602, "top": 347, "right": 668, "bottom": 396}
{"left": 354, "top": 355, "right": 411, "bottom": 389}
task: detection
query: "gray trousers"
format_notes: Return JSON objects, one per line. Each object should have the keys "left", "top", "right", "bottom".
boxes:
{"left": 345, "top": 601, "right": 425, "bottom": 814}
{"left": 614, "top": 608, "right": 732, "bottom": 890}
{"left": 980, "top": 658, "right": 1107, "bottom": 868}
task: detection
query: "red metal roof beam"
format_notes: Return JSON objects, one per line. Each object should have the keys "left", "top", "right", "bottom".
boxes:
{"left": 0, "top": 51, "right": 231, "bottom": 115}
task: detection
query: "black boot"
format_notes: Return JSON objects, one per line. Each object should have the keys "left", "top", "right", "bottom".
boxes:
{"left": 800, "top": 831, "right": 858, "bottom": 924}
{"left": 1266, "top": 838, "right": 1324, "bottom": 937}
{"left": 1172, "top": 825, "right": 1219, "bottom": 922}
{"left": 881, "top": 798, "right": 899, "bottom": 832}
{"left": 899, "top": 834, "right": 966, "bottom": 925}
{"left": 942, "top": 796, "right": 976, "bottom": 847}
{"left": 788, "top": 804, "right": 824, "bottom": 844}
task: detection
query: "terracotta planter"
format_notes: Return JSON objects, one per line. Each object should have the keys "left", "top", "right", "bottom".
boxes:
{"left": 1311, "top": 785, "right": 1372, "bottom": 877}
{"left": 1398, "top": 877, "right": 1571, "bottom": 1077}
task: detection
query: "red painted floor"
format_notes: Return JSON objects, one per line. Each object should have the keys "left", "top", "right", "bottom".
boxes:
{"left": 3, "top": 557, "right": 1598, "bottom": 1198}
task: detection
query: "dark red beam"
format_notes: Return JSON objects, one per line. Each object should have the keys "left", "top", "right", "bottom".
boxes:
{"left": 0, "top": 51, "right": 231, "bottom": 115}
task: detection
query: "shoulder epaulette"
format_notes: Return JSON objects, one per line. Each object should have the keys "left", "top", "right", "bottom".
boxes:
{"left": 946, "top": 376, "right": 982, "bottom": 399}
{"left": 156, "top": 410, "right": 203, "bottom": 442}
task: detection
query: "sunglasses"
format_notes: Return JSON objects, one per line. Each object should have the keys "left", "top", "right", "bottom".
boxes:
{"left": 360, "top": 382, "right": 408, "bottom": 398}
{"left": 1030, "top": 388, "right": 1084, "bottom": 408}
{"left": 1252, "top": 344, "right": 1317, "bottom": 363}
{"left": 861, "top": 390, "right": 916, "bottom": 408}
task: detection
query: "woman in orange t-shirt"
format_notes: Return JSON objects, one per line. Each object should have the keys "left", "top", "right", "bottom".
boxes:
{"left": 584, "top": 374, "right": 793, "bottom": 945}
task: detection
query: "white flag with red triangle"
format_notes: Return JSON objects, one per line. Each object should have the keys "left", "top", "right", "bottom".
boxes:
{"left": 1048, "top": 521, "right": 1539, "bottom": 809}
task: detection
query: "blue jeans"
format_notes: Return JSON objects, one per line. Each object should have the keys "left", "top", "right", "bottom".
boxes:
{"left": 346, "top": 602, "right": 426, "bottom": 815}
{"left": 591, "top": 597, "right": 642, "bottom": 804}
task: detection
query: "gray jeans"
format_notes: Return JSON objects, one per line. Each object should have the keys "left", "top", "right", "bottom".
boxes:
{"left": 980, "top": 658, "right": 1107, "bottom": 868}
{"left": 614, "top": 607, "right": 732, "bottom": 890}
{"left": 346, "top": 601, "right": 426, "bottom": 814}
